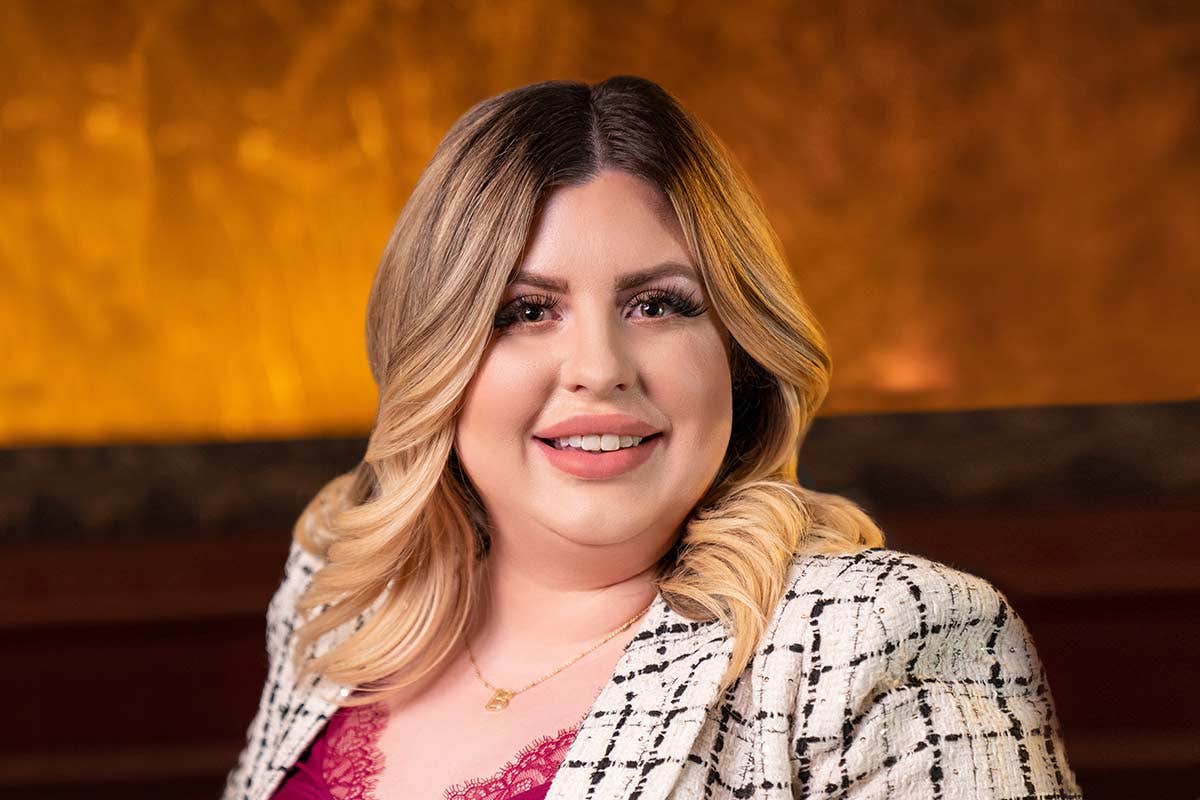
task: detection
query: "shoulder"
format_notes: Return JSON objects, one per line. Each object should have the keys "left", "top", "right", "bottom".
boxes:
{"left": 262, "top": 475, "right": 350, "bottom": 636}
{"left": 270, "top": 471, "right": 359, "bottom": 615}
{"left": 766, "top": 556, "right": 1082, "bottom": 797}
{"left": 260, "top": 539, "right": 324, "bottom": 662}
{"left": 779, "top": 545, "right": 1012, "bottom": 613}
{"left": 765, "top": 546, "right": 1044, "bottom": 692}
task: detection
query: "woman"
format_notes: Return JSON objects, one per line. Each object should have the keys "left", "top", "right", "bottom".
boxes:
{"left": 222, "top": 76, "right": 1083, "bottom": 800}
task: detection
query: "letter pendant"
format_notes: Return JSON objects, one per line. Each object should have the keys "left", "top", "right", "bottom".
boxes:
{"left": 485, "top": 688, "right": 513, "bottom": 711}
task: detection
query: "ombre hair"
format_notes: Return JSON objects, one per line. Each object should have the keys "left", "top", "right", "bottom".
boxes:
{"left": 291, "top": 75, "right": 885, "bottom": 701}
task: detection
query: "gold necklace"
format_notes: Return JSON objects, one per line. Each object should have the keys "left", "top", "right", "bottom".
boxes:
{"left": 466, "top": 597, "right": 656, "bottom": 711}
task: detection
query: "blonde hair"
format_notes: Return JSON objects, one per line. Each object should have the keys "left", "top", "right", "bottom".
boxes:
{"left": 291, "top": 76, "right": 885, "bottom": 701}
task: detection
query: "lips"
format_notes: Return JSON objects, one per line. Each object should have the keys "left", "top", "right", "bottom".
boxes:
{"left": 534, "top": 431, "right": 663, "bottom": 479}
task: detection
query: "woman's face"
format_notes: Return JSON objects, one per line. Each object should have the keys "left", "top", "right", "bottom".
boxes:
{"left": 454, "top": 169, "right": 733, "bottom": 573}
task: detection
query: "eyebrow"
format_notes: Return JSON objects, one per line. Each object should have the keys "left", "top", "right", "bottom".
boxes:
{"left": 507, "top": 262, "right": 701, "bottom": 293}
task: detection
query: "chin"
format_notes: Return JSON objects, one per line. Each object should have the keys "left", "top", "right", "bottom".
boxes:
{"left": 547, "top": 522, "right": 646, "bottom": 548}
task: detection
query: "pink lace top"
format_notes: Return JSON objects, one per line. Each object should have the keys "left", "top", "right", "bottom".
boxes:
{"left": 271, "top": 699, "right": 582, "bottom": 800}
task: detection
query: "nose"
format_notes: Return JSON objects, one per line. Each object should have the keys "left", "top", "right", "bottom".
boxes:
{"left": 557, "top": 307, "right": 637, "bottom": 395}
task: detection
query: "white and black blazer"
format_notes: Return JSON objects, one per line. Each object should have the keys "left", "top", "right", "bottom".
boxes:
{"left": 221, "top": 538, "right": 1084, "bottom": 799}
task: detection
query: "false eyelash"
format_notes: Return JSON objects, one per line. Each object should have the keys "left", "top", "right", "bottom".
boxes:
{"left": 492, "top": 288, "right": 707, "bottom": 330}
{"left": 630, "top": 288, "right": 707, "bottom": 319}
{"left": 493, "top": 292, "right": 560, "bottom": 329}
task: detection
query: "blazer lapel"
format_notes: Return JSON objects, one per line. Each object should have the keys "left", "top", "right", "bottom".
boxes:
{"left": 545, "top": 592, "right": 736, "bottom": 800}
{"left": 256, "top": 605, "right": 368, "bottom": 798}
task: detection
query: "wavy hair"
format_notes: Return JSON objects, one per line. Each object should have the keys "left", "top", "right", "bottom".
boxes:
{"left": 290, "top": 75, "right": 885, "bottom": 702}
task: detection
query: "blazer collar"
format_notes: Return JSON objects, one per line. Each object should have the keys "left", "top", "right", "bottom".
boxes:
{"left": 264, "top": 589, "right": 734, "bottom": 800}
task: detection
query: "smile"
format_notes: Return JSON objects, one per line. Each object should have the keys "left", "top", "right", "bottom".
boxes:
{"left": 532, "top": 433, "right": 663, "bottom": 479}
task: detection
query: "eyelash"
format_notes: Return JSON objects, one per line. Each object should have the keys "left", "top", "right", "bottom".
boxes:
{"left": 493, "top": 288, "right": 707, "bottom": 331}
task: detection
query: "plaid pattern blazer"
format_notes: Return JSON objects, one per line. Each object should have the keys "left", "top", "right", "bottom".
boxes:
{"left": 222, "top": 539, "right": 1083, "bottom": 800}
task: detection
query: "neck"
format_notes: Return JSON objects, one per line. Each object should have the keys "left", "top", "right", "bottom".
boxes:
{"left": 467, "top": 531, "right": 665, "bottom": 671}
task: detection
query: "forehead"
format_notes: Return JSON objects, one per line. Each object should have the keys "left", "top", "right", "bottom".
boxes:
{"left": 513, "top": 170, "right": 693, "bottom": 285}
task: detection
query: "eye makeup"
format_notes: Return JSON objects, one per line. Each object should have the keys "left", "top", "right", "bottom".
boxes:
{"left": 493, "top": 286, "right": 706, "bottom": 331}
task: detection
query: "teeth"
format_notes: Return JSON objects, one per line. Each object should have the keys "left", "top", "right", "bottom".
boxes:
{"left": 553, "top": 433, "right": 646, "bottom": 451}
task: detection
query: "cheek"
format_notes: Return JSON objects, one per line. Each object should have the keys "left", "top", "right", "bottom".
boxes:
{"left": 656, "top": 331, "right": 733, "bottom": 438}
{"left": 456, "top": 350, "right": 544, "bottom": 452}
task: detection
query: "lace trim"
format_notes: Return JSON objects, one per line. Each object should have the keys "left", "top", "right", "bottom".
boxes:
{"left": 317, "top": 699, "right": 583, "bottom": 800}
{"left": 321, "top": 702, "right": 389, "bottom": 800}
{"left": 442, "top": 722, "right": 581, "bottom": 800}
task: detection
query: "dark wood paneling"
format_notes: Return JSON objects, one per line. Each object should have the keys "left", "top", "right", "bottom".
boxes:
{"left": 0, "top": 536, "right": 290, "bottom": 627}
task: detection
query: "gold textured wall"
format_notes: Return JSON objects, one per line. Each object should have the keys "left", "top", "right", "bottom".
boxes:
{"left": 2, "top": 0, "right": 1197, "bottom": 445}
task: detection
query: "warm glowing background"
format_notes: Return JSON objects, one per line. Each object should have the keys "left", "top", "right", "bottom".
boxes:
{"left": 2, "top": 0, "right": 1196, "bottom": 445}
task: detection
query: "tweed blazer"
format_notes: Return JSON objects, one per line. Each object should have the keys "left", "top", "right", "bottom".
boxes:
{"left": 221, "top": 539, "right": 1083, "bottom": 800}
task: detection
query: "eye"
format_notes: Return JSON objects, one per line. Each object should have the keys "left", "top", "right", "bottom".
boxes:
{"left": 493, "top": 293, "right": 559, "bottom": 330}
{"left": 492, "top": 287, "right": 707, "bottom": 332}
{"left": 629, "top": 288, "right": 706, "bottom": 320}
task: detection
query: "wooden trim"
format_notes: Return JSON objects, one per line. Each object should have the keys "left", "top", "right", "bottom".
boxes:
{"left": 0, "top": 535, "right": 289, "bottom": 628}
{"left": 880, "top": 502, "right": 1200, "bottom": 595}
{"left": 0, "top": 744, "right": 237, "bottom": 782}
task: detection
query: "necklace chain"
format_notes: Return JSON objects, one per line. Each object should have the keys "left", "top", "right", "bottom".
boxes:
{"left": 466, "top": 596, "right": 656, "bottom": 711}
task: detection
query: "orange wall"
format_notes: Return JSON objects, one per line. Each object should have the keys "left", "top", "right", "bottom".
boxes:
{"left": 2, "top": 1, "right": 1197, "bottom": 445}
